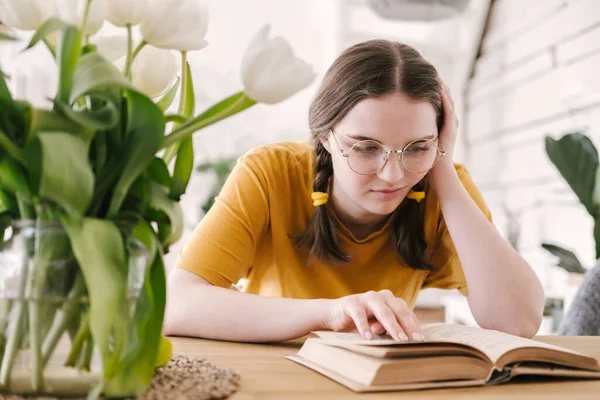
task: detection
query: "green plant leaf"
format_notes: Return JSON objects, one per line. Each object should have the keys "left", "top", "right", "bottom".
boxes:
{"left": 54, "top": 96, "right": 118, "bottom": 130}
{"left": 0, "top": 189, "right": 16, "bottom": 214}
{"left": 107, "top": 90, "right": 165, "bottom": 216}
{"left": 148, "top": 183, "right": 183, "bottom": 246}
{"left": 170, "top": 137, "right": 193, "bottom": 201}
{"left": 595, "top": 215, "right": 600, "bottom": 261}
{"left": 25, "top": 18, "right": 70, "bottom": 51}
{"left": 60, "top": 217, "right": 129, "bottom": 380}
{"left": 0, "top": 31, "right": 17, "bottom": 41}
{"left": 541, "top": 243, "right": 587, "bottom": 273}
{"left": 29, "top": 108, "right": 85, "bottom": 139}
{"left": 70, "top": 52, "right": 132, "bottom": 104}
{"left": 156, "top": 77, "right": 180, "bottom": 113}
{"left": 56, "top": 26, "right": 82, "bottom": 104}
{"left": 27, "top": 132, "right": 94, "bottom": 216}
{"left": 104, "top": 220, "right": 166, "bottom": 397}
{"left": 0, "top": 157, "right": 31, "bottom": 196}
{"left": 545, "top": 133, "right": 599, "bottom": 217}
{"left": 161, "top": 92, "right": 256, "bottom": 150}
{"left": 164, "top": 114, "right": 187, "bottom": 124}
{"left": 0, "top": 65, "right": 12, "bottom": 101}
{"left": 0, "top": 98, "right": 31, "bottom": 147}
{"left": 146, "top": 158, "right": 172, "bottom": 188}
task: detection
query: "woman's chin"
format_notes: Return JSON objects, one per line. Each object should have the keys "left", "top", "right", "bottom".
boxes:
{"left": 364, "top": 198, "right": 404, "bottom": 216}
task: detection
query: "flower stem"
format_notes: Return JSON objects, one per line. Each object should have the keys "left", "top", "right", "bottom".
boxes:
{"left": 80, "top": 0, "right": 93, "bottom": 37}
{"left": 81, "top": 336, "right": 94, "bottom": 371}
{"left": 0, "top": 129, "right": 26, "bottom": 167}
{"left": 123, "top": 24, "right": 133, "bottom": 80}
{"left": 41, "top": 274, "right": 85, "bottom": 367}
{"left": 131, "top": 40, "right": 147, "bottom": 64}
{"left": 0, "top": 248, "right": 29, "bottom": 388}
{"left": 66, "top": 312, "right": 90, "bottom": 367}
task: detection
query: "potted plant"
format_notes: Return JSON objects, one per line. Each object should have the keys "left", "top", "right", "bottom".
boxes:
{"left": 543, "top": 132, "right": 600, "bottom": 331}
{"left": 0, "top": 0, "right": 315, "bottom": 397}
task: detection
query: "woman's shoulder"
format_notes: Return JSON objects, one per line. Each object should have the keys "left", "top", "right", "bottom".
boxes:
{"left": 240, "top": 140, "right": 315, "bottom": 176}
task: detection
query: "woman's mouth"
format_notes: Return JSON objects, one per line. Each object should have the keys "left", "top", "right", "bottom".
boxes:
{"left": 370, "top": 186, "right": 407, "bottom": 199}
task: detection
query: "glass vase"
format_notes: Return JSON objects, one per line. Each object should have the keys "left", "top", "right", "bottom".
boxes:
{"left": 0, "top": 220, "right": 148, "bottom": 396}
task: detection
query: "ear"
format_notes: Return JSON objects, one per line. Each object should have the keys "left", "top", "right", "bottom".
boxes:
{"left": 320, "top": 134, "right": 332, "bottom": 154}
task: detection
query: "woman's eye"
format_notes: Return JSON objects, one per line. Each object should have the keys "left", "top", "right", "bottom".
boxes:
{"left": 355, "top": 146, "right": 379, "bottom": 153}
{"left": 408, "top": 145, "right": 429, "bottom": 153}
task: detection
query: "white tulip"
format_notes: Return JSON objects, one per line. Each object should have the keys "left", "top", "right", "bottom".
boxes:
{"left": 0, "top": 0, "right": 55, "bottom": 31}
{"left": 91, "top": 35, "right": 128, "bottom": 62}
{"left": 241, "top": 25, "right": 315, "bottom": 104}
{"left": 106, "top": 0, "right": 149, "bottom": 27}
{"left": 56, "top": 0, "right": 106, "bottom": 35}
{"left": 129, "top": 45, "right": 178, "bottom": 99}
{"left": 139, "top": 0, "right": 208, "bottom": 51}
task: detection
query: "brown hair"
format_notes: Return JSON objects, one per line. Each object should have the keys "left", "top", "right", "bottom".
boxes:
{"left": 294, "top": 39, "right": 443, "bottom": 271}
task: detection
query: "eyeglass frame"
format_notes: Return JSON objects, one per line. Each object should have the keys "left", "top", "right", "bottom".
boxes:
{"left": 329, "top": 129, "right": 446, "bottom": 175}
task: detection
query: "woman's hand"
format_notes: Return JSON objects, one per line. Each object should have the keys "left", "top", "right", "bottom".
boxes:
{"left": 433, "top": 75, "right": 459, "bottom": 170}
{"left": 322, "top": 290, "right": 425, "bottom": 342}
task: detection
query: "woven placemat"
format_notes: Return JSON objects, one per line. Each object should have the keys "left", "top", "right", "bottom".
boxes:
{"left": 0, "top": 354, "right": 241, "bottom": 400}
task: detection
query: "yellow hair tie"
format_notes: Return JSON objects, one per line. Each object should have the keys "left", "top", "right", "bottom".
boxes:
{"left": 311, "top": 192, "right": 329, "bottom": 207}
{"left": 407, "top": 190, "right": 425, "bottom": 203}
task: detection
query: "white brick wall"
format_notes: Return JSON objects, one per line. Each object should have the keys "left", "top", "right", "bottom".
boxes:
{"left": 465, "top": 0, "right": 600, "bottom": 292}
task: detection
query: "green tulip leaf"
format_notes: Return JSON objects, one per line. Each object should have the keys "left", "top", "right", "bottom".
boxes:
{"left": 56, "top": 26, "right": 82, "bottom": 104}
{"left": 0, "top": 189, "right": 16, "bottom": 214}
{"left": 27, "top": 132, "right": 94, "bottom": 216}
{"left": 146, "top": 158, "right": 172, "bottom": 188}
{"left": 148, "top": 183, "right": 183, "bottom": 247}
{"left": 156, "top": 77, "right": 180, "bottom": 113}
{"left": 70, "top": 52, "right": 132, "bottom": 104}
{"left": 104, "top": 220, "right": 166, "bottom": 397}
{"left": 54, "top": 96, "right": 118, "bottom": 130}
{"left": 25, "top": 17, "right": 70, "bottom": 51}
{"left": 170, "top": 137, "right": 193, "bottom": 201}
{"left": 0, "top": 157, "right": 31, "bottom": 196}
{"left": 107, "top": 91, "right": 165, "bottom": 216}
{"left": 60, "top": 217, "right": 129, "bottom": 379}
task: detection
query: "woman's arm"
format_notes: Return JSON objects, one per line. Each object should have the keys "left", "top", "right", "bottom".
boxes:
{"left": 163, "top": 268, "right": 425, "bottom": 342}
{"left": 429, "top": 165, "right": 544, "bottom": 338}
{"left": 163, "top": 268, "right": 328, "bottom": 342}
{"left": 428, "top": 77, "right": 544, "bottom": 338}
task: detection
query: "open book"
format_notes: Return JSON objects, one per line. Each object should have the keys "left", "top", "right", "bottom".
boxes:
{"left": 286, "top": 323, "right": 600, "bottom": 392}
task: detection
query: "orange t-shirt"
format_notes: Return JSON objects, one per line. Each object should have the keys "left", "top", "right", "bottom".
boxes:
{"left": 177, "top": 141, "right": 493, "bottom": 308}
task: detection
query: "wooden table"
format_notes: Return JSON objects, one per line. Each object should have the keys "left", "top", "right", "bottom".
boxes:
{"left": 170, "top": 335, "right": 600, "bottom": 399}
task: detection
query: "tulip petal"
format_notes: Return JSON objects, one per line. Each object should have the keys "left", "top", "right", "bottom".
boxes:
{"left": 56, "top": 0, "right": 106, "bottom": 35}
{"left": 241, "top": 25, "right": 315, "bottom": 104}
{"left": 0, "top": 0, "right": 56, "bottom": 31}
{"left": 241, "top": 25, "right": 270, "bottom": 80}
{"left": 131, "top": 45, "right": 178, "bottom": 99}
{"left": 140, "top": 0, "right": 209, "bottom": 51}
{"left": 107, "top": 0, "right": 149, "bottom": 27}
{"left": 91, "top": 35, "right": 129, "bottom": 62}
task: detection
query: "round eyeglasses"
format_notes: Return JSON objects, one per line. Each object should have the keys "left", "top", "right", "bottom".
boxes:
{"left": 330, "top": 129, "right": 446, "bottom": 175}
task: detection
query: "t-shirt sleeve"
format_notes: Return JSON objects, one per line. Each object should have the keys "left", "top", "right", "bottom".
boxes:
{"left": 175, "top": 153, "right": 270, "bottom": 288}
{"left": 421, "top": 165, "right": 493, "bottom": 296}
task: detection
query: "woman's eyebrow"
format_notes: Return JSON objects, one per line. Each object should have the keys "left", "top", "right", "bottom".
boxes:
{"left": 346, "top": 134, "right": 378, "bottom": 141}
{"left": 346, "top": 133, "right": 437, "bottom": 143}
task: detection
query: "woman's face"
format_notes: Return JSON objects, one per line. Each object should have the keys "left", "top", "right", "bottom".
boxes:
{"left": 322, "top": 92, "right": 438, "bottom": 223}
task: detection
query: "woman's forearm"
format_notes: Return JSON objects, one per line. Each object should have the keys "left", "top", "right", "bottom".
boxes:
{"left": 163, "top": 268, "right": 329, "bottom": 342}
{"left": 429, "top": 165, "right": 545, "bottom": 338}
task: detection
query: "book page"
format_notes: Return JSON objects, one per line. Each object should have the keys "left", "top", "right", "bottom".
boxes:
{"left": 313, "top": 331, "right": 399, "bottom": 346}
{"left": 422, "top": 323, "right": 585, "bottom": 363}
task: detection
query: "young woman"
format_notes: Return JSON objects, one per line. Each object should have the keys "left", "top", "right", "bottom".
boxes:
{"left": 164, "top": 40, "right": 545, "bottom": 343}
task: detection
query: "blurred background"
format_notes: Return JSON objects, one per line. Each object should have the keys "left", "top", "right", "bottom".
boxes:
{"left": 2, "top": 0, "right": 599, "bottom": 334}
